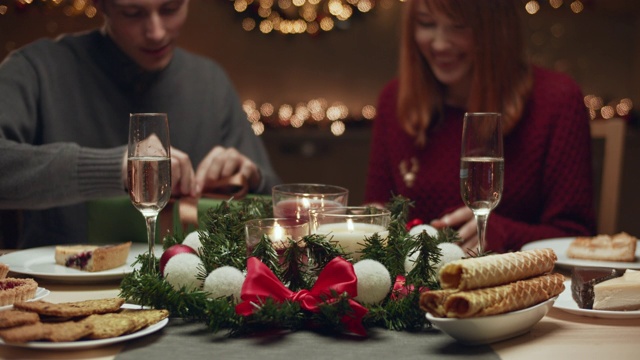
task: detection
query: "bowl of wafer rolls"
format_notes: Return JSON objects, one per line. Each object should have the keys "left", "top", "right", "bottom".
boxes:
{"left": 421, "top": 248, "right": 564, "bottom": 345}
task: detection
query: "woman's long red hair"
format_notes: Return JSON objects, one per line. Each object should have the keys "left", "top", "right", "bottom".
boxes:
{"left": 397, "top": 0, "right": 533, "bottom": 146}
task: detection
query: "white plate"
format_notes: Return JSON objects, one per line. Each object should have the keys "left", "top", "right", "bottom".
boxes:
{"left": 553, "top": 280, "right": 640, "bottom": 319}
{"left": 0, "top": 304, "right": 168, "bottom": 350}
{"left": 521, "top": 237, "right": 640, "bottom": 269}
{"left": 0, "top": 243, "right": 148, "bottom": 282}
{"left": 0, "top": 287, "right": 50, "bottom": 311}
{"left": 426, "top": 297, "right": 556, "bottom": 345}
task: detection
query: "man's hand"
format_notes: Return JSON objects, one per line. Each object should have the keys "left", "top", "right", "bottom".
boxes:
{"left": 195, "top": 146, "right": 261, "bottom": 195}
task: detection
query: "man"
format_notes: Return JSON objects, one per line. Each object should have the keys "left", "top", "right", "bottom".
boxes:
{"left": 0, "top": 0, "right": 280, "bottom": 248}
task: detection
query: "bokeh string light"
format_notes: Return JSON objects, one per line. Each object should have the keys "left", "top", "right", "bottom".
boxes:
{"left": 2, "top": 0, "right": 634, "bottom": 136}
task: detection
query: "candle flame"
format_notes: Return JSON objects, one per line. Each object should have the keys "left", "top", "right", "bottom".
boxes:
{"left": 273, "top": 222, "right": 284, "bottom": 242}
{"left": 347, "top": 218, "right": 354, "bottom": 232}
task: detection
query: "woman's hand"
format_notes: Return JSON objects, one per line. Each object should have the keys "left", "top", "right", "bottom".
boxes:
{"left": 430, "top": 206, "right": 479, "bottom": 253}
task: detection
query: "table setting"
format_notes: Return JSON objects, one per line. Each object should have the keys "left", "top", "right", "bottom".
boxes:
{"left": 0, "top": 112, "right": 639, "bottom": 359}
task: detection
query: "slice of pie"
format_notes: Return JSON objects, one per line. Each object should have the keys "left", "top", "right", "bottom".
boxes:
{"left": 593, "top": 270, "right": 640, "bottom": 311}
{"left": 54, "top": 242, "right": 132, "bottom": 272}
{"left": 567, "top": 232, "right": 637, "bottom": 262}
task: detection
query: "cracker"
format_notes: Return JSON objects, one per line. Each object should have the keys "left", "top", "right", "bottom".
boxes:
{"left": 43, "top": 321, "right": 94, "bottom": 342}
{"left": 119, "top": 309, "right": 169, "bottom": 332}
{"left": 0, "top": 322, "right": 46, "bottom": 343}
{"left": 81, "top": 313, "right": 137, "bottom": 339}
{"left": 13, "top": 297, "right": 125, "bottom": 317}
{"left": 0, "top": 310, "right": 40, "bottom": 329}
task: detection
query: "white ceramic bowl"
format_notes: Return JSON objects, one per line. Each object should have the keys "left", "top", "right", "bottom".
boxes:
{"left": 426, "top": 297, "right": 557, "bottom": 345}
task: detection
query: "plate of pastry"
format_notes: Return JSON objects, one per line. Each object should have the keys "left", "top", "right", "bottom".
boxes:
{"left": 0, "top": 243, "right": 147, "bottom": 282}
{"left": 521, "top": 233, "right": 640, "bottom": 269}
{"left": 554, "top": 274, "right": 640, "bottom": 319}
{"left": 0, "top": 301, "right": 169, "bottom": 350}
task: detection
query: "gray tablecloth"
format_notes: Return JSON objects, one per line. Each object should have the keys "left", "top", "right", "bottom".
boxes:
{"left": 117, "top": 319, "right": 499, "bottom": 360}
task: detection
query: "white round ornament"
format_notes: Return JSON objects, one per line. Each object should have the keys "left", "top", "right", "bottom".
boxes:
{"left": 353, "top": 259, "right": 391, "bottom": 305}
{"left": 409, "top": 224, "right": 438, "bottom": 237}
{"left": 163, "top": 253, "right": 204, "bottom": 291}
{"left": 404, "top": 242, "right": 465, "bottom": 273}
{"left": 183, "top": 230, "right": 207, "bottom": 253}
{"left": 203, "top": 266, "right": 245, "bottom": 302}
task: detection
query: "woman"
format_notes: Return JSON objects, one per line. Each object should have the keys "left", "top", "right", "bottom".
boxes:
{"left": 364, "top": 0, "right": 596, "bottom": 253}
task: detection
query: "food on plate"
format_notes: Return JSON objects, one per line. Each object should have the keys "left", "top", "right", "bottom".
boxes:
{"left": 54, "top": 241, "right": 132, "bottom": 272}
{"left": 13, "top": 297, "right": 125, "bottom": 317}
{"left": 0, "top": 263, "right": 9, "bottom": 279}
{"left": 0, "top": 297, "right": 169, "bottom": 343}
{"left": 566, "top": 232, "right": 637, "bottom": 262}
{"left": 0, "top": 310, "right": 40, "bottom": 329}
{"left": 421, "top": 273, "right": 564, "bottom": 318}
{"left": 439, "top": 248, "right": 557, "bottom": 290}
{"left": 570, "top": 267, "right": 625, "bottom": 309}
{"left": 0, "top": 278, "right": 38, "bottom": 307}
{"left": 593, "top": 270, "right": 640, "bottom": 311}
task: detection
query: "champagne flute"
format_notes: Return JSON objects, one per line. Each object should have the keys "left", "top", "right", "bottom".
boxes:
{"left": 127, "top": 113, "right": 171, "bottom": 274}
{"left": 460, "top": 112, "right": 504, "bottom": 255}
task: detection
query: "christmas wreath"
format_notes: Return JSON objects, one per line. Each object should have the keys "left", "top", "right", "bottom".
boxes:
{"left": 119, "top": 195, "right": 461, "bottom": 336}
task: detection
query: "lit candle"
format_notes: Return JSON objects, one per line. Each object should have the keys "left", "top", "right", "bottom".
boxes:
{"left": 314, "top": 220, "right": 388, "bottom": 260}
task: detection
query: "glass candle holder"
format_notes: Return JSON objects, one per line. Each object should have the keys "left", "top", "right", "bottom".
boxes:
{"left": 310, "top": 206, "right": 390, "bottom": 261}
{"left": 245, "top": 218, "right": 309, "bottom": 253}
{"left": 272, "top": 183, "right": 349, "bottom": 222}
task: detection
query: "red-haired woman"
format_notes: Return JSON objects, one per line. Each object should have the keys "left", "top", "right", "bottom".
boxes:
{"left": 365, "top": 0, "right": 596, "bottom": 253}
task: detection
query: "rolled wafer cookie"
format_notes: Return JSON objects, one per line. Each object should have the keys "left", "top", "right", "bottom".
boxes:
{"left": 421, "top": 272, "right": 565, "bottom": 318}
{"left": 439, "top": 248, "right": 557, "bottom": 290}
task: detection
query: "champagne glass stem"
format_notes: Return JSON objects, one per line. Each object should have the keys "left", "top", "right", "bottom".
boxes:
{"left": 474, "top": 211, "right": 489, "bottom": 255}
{"left": 144, "top": 213, "right": 158, "bottom": 275}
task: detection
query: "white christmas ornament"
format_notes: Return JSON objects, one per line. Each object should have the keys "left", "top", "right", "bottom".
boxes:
{"left": 163, "top": 253, "right": 204, "bottom": 291}
{"left": 183, "top": 230, "right": 207, "bottom": 253}
{"left": 353, "top": 259, "right": 391, "bottom": 305}
{"left": 404, "top": 242, "right": 465, "bottom": 274}
{"left": 203, "top": 266, "right": 245, "bottom": 302}
{"left": 409, "top": 224, "right": 438, "bottom": 238}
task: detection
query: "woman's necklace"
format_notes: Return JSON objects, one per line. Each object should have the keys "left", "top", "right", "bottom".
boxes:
{"left": 399, "top": 157, "right": 419, "bottom": 188}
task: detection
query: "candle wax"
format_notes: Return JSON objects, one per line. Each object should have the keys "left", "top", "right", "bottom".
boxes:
{"left": 314, "top": 222, "right": 388, "bottom": 261}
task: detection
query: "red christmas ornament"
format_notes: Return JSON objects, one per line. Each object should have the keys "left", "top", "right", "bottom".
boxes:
{"left": 405, "top": 218, "right": 423, "bottom": 231}
{"left": 159, "top": 244, "right": 197, "bottom": 275}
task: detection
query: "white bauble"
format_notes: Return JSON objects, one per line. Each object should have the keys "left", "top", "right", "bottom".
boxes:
{"left": 203, "top": 266, "right": 245, "bottom": 302}
{"left": 353, "top": 259, "right": 392, "bottom": 305}
{"left": 434, "top": 242, "right": 465, "bottom": 272}
{"left": 182, "top": 230, "right": 207, "bottom": 253}
{"left": 404, "top": 242, "right": 466, "bottom": 273}
{"left": 163, "top": 253, "right": 204, "bottom": 291}
{"left": 409, "top": 224, "right": 438, "bottom": 238}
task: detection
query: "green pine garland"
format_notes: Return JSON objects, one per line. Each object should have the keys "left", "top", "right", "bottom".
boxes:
{"left": 119, "top": 195, "right": 460, "bottom": 336}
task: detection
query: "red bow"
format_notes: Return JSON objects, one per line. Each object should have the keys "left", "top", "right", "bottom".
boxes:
{"left": 236, "top": 257, "right": 368, "bottom": 336}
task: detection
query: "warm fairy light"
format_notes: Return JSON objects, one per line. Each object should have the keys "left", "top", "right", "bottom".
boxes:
{"left": 362, "top": 105, "right": 376, "bottom": 119}
{"left": 549, "top": 0, "right": 563, "bottom": 9}
{"left": 251, "top": 121, "right": 265, "bottom": 136}
{"left": 570, "top": 0, "right": 584, "bottom": 13}
{"left": 260, "top": 103, "right": 275, "bottom": 117}
{"left": 232, "top": 0, "right": 378, "bottom": 35}
{"left": 600, "top": 105, "right": 615, "bottom": 119}
{"left": 278, "top": 104, "right": 294, "bottom": 121}
{"left": 0, "top": 5, "right": 7, "bottom": 15}
{"left": 330, "top": 120, "right": 346, "bottom": 136}
{"left": 525, "top": 1, "right": 540, "bottom": 14}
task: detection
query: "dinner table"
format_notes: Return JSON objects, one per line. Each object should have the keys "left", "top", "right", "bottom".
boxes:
{"left": 0, "top": 251, "right": 638, "bottom": 360}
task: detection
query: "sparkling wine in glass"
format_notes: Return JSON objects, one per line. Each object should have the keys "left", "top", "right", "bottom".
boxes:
{"left": 127, "top": 113, "right": 171, "bottom": 274}
{"left": 460, "top": 112, "right": 504, "bottom": 255}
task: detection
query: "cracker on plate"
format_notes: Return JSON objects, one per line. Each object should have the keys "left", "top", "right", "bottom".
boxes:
{"left": 13, "top": 297, "right": 125, "bottom": 317}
